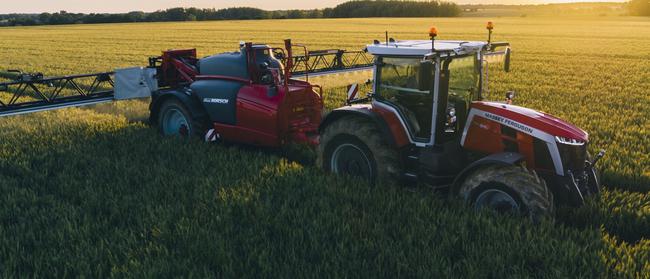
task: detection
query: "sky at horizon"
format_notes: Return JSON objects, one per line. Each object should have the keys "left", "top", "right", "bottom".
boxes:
{"left": 0, "top": 0, "right": 626, "bottom": 14}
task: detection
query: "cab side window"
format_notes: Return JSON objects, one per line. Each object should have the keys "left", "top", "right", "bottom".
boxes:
{"left": 377, "top": 57, "right": 434, "bottom": 140}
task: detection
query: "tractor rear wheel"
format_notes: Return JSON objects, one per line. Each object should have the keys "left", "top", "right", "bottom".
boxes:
{"left": 157, "top": 99, "right": 208, "bottom": 139}
{"left": 318, "top": 116, "right": 401, "bottom": 185}
{"left": 458, "top": 165, "right": 554, "bottom": 222}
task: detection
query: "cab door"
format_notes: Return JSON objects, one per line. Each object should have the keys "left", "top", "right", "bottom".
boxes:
{"left": 436, "top": 55, "right": 480, "bottom": 145}
{"left": 374, "top": 56, "right": 435, "bottom": 143}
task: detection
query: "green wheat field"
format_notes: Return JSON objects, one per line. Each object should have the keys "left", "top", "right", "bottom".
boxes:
{"left": 0, "top": 17, "right": 649, "bottom": 277}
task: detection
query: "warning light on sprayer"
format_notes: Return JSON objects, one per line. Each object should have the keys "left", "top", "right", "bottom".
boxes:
{"left": 486, "top": 21, "right": 494, "bottom": 30}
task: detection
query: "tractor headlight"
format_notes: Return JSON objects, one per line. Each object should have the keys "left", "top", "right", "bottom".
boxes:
{"left": 556, "top": 137, "right": 588, "bottom": 171}
{"left": 555, "top": 136, "right": 585, "bottom": 146}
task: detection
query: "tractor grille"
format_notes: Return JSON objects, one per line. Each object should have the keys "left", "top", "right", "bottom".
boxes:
{"left": 557, "top": 142, "right": 587, "bottom": 172}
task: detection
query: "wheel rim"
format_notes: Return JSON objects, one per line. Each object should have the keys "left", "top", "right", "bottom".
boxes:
{"left": 330, "top": 143, "right": 373, "bottom": 180}
{"left": 162, "top": 108, "right": 190, "bottom": 137}
{"left": 475, "top": 189, "right": 520, "bottom": 213}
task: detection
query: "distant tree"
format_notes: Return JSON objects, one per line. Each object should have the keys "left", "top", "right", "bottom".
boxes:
{"left": 48, "top": 11, "right": 81, "bottom": 25}
{"left": 213, "top": 7, "right": 268, "bottom": 20}
{"left": 307, "top": 9, "right": 324, "bottom": 18}
{"left": 185, "top": 7, "right": 202, "bottom": 21}
{"left": 287, "top": 10, "right": 305, "bottom": 19}
{"left": 9, "top": 17, "right": 37, "bottom": 26}
{"left": 38, "top": 13, "right": 51, "bottom": 24}
{"left": 125, "top": 11, "right": 145, "bottom": 22}
{"left": 322, "top": 8, "right": 334, "bottom": 18}
{"left": 164, "top": 8, "right": 189, "bottom": 21}
{"left": 629, "top": 0, "right": 650, "bottom": 16}
{"left": 269, "top": 10, "right": 287, "bottom": 19}
{"left": 328, "top": 0, "right": 459, "bottom": 18}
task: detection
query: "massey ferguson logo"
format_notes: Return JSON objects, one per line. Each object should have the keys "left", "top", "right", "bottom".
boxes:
{"left": 203, "top": 98, "right": 229, "bottom": 104}
{"left": 484, "top": 112, "right": 534, "bottom": 134}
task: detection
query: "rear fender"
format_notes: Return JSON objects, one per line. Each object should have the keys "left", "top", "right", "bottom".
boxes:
{"left": 149, "top": 88, "right": 207, "bottom": 124}
{"left": 451, "top": 152, "right": 524, "bottom": 194}
{"left": 320, "top": 105, "right": 397, "bottom": 147}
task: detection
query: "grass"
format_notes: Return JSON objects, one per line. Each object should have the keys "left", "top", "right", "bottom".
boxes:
{"left": 0, "top": 17, "right": 649, "bottom": 277}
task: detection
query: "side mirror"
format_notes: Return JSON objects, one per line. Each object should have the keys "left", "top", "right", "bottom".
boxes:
{"left": 418, "top": 61, "right": 434, "bottom": 91}
{"left": 504, "top": 47, "right": 511, "bottom": 72}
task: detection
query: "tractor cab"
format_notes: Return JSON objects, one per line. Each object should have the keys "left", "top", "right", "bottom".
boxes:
{"left": 366, "top": 39, "right": 510, "bottom": 147}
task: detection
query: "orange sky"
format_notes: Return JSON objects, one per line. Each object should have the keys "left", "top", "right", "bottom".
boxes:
{"left": 0, "top": 0, "right": 626, "bottom": 14}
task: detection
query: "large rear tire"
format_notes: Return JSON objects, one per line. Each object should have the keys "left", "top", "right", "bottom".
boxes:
{"left": 156, "top": 99, "right": 209, "bottom": 139}
{"left": 458, "top": 165, "right": 554, "bottom": 222}
{"left": 318, "top": 116, "right": 401, "bottom": 185}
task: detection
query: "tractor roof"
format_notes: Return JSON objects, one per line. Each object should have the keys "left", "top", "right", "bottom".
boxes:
{"left": 366, "top": 40, "right": 486, "bottom": 57}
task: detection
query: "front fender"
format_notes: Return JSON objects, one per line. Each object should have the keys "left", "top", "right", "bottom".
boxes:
{"left": 450, "top": 152, "right": 524, "bottom": 194}
{"left": 149, "top": 87, "right": 206, "bottom": 124}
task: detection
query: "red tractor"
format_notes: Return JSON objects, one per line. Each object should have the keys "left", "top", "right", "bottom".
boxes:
{"left": 317, "top": 27, "right": 605, "bottom": 220}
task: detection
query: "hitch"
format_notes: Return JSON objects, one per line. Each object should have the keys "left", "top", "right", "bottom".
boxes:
{"left": 591, "top": 149, "right": 606, "bottom": 166}
{"left": 585, "top": 149, "right": 606, "bottom": 172}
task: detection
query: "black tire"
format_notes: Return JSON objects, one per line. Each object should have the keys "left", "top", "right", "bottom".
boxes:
{"left": 156, "top": 99, "right": 209, "bottom": 139}
{"left": 318, "top": 116, "right": 401, "bottom": 185}
{"left": 459, "top": 165, "right": 554, "bottom": 222}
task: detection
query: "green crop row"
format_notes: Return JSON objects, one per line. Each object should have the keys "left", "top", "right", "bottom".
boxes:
{"left": 0, "top": 107, "right": 647, "bottom": 277}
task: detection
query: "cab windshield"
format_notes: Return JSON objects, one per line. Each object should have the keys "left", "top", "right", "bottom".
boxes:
{"left": 447, "top": 55, "right": 479, "bottom": 101}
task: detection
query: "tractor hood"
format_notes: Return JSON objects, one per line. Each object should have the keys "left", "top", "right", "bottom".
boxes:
{"left": 471, "top": 101, "right": 588, "bottom": 142}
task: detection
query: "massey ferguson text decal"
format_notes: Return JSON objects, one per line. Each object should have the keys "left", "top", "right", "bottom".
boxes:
{"left": 484, "top": 112, "right": 534, "bottom": 134}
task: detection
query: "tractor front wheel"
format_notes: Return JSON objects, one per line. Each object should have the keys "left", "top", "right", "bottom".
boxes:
{"left": 318, "top": 116, "right": 401, "bottom": 185}
{"left": 459, "top": 165, "right": 554, "bottom": 222}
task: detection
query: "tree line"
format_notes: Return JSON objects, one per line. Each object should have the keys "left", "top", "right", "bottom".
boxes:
{"left": 0, "top": 1, "right": 460, "bottom": 27}
{"left": 629, "top": 0, "right": 650, "bottom": 16}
